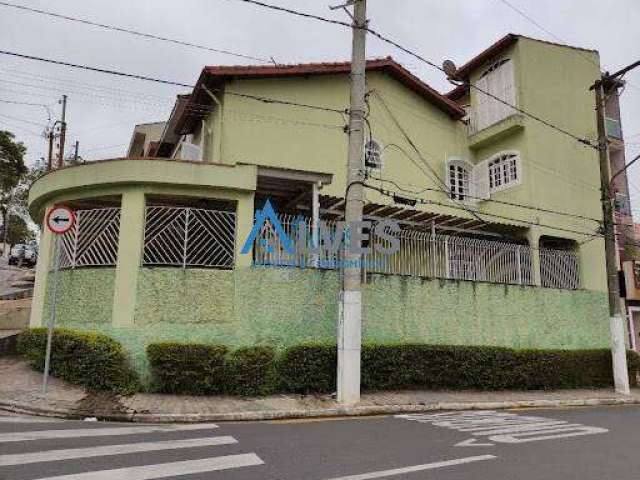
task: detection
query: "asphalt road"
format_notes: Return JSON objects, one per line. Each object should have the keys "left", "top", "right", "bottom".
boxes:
{"left": 1, "top": 405, "right": 639, "bottom": 479}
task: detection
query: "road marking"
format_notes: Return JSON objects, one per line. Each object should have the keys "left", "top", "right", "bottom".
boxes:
{"left": 0, "top": 415, "right": 61, "bottom": 423}
{"left": 489, "top": 425, "right": 609, "bottom": 443}
{"left": 0, "top": 423, "right": 219, "bottom": 443}
{"left": 0, "top": 436, "right": 237, "bottom": 466}
{"left": 28, "top": 453, "right": 264, "bottom": 480}
{"left": 397, "top": 411, "right": 608, "bottom": 445}
{"left": 324, "top": 455, "right": 496, "bottom": 480}
{"left": 455, "top": 438, "right": 494, "bottom": 447}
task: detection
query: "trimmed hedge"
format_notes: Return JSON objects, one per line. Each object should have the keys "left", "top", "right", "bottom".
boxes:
{"left": 17, "top": 328, "right": 139, "bottom": 394}
{"left": 276, "top": 344, "right": 336, "bottom": 394}
{"left": 361, "top": 344, "right": 640, "bottom": 390}
{"left": 143, "top": 342, "right": 640, "bottom": 396}
{"left": 146, "top": 343, "right": 276, "bottom": 396}
{"left": 227, "top": 346, "right": 277, "bottom": 396}
{"left": 147, "top": 343, "right": 228, "bottom": 395}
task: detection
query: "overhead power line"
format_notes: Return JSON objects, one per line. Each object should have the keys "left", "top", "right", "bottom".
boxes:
{"left": 493, "top": 0, "right": 640, "bottom": 93}
{"left": 0, "top": 49, "right": 347, "bottom": 116}
{"left": 0, "top": 98, "right": 50, "bottom": 107}
{"left": 231, "top": 0, "right": 598, "bottom": 149}
{"left": 370, "top": 175, "right": 602, "bottom": 224}
{"left": 0, "top": 112, "right": 46, "bottom": 128}
{"left": 365, "top": 183, "right": 602, "bottom": 240}
{"left": 0, "top": 50, "right": 194, "bottom": 87}
{"left": 0, "top": 1, "right": 271, "bottom": 63}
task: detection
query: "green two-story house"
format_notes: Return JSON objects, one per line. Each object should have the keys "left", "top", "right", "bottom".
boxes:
{"left": 28, "top": 34, "right": 619, "bottom": 378}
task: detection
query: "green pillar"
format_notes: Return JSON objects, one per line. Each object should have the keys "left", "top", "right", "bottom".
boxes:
{"left": 235, "top": 192, "right": 255, "bottom": 267}
{"left": 112, "top": 190, "right": 146, "bottom": 326}
{"left": 29, "top": 206, "right": 54, "bottom": 327}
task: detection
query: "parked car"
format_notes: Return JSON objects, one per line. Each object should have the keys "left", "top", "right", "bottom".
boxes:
{"left": 8, "top": 244, "right": 37, "bottom": 267}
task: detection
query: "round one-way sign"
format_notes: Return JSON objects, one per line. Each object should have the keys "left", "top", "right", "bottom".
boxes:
{"left": 46, "top": 205, "right": 75, "bottom": 234}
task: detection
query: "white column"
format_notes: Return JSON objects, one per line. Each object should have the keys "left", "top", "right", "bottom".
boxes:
{"left": 311, "top": 182, "right": 321, "bottom": 268}
{"left": 527, "top": 226, "right": 542, "bottom": 286}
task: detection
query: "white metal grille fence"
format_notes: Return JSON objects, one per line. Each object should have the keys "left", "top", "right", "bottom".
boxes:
{"left": 540, "top": 248, "right": 580, "bottom": 289}
{"left": 143, "top": 206, "right": 236, "bottom": 268}
{"left": 254, "top": 213, "right": 579, "bottom": 289}
{"left": 59, "top": 208, "right": 121, "bottom": 269}
{"left": 254, "top": 214, "right": 341, "bottom": 268}
{"left": 368, "top": 231, "right": 533, "bottom": 286}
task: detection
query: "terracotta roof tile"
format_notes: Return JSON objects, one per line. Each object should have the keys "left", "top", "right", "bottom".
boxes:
{"left": 176, "top": 57, "right": 465, "bottom": 133}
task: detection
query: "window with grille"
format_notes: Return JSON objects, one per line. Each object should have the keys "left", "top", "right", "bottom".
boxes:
{"left": 488, "top": 152, "right": 520, "bottom": 192}
{"left": 448, "top": 160, "right": 471, "bottom": 200}
{"left": 365, "top": 139, "right": 383, "bottom": 170}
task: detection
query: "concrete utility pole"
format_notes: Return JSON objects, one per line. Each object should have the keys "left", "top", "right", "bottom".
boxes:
{"left": 73, "top": 140, "right": 79, "bottom": 164}
{"left": 57, "top": 95, "right": 67, "bottom": 169}
{"left": 46, "top": 127, "right": 54, "bottom": 171}
{"left": 591, "top": 62, "right": 640, "bottom": 394}
{"left": 338, "top": 0, "right": 367, "bottom": 405}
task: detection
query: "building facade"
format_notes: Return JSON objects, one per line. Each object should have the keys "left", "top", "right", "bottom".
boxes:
{"left": 28, "top": 34, "right": 621, "bottom": 380}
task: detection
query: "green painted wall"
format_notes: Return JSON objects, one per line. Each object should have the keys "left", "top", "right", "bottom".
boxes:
{"left": 49, "top": 266, "right": 609, "bottom": 384}
{"left": 43, "top": 269, "right": 115, "bottom": 326}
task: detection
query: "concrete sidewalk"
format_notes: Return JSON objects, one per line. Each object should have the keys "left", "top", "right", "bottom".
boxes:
{"left": 2, "top": 356, "right": 640, "bottom": 422}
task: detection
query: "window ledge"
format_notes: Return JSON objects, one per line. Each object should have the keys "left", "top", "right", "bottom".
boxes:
{"left": 468, "top": 114, "right": 525, "bottom": 150}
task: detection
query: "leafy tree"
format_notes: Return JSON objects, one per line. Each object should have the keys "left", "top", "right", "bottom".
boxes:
{"left": 2, "top": 215, "right": 34, "bottom": 246}
{"left": 1, "top": 130, "right": 28, "bottom": 238}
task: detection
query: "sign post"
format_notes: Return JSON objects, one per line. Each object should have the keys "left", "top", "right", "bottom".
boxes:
{"left": 42, "top": 205, "right": 75, "bottom": 396}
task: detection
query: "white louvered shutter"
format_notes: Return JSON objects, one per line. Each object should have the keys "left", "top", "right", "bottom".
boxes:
{"left": 474, "top": 75, "right": 490, "bottom": 133}
{"left": 472, "top": 160, "right": 491, "bottom": 200}
{"left": 497, "top": 60, "right": 516, "bottom": 119}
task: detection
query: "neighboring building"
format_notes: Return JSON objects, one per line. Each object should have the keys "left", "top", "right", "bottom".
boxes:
{"left": 28, "top": 34, "right": 621, "bottom": 381}
{"left": 126, "top": 121, "right": 166, "bottom": 158}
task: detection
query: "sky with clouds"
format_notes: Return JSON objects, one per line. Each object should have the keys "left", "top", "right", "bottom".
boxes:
{"left": 1, "top": 0, "right": 639, "bottom": 215}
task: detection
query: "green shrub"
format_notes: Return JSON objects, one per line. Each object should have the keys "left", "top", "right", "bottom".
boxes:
{"left": 146, "top": 343, "right": 228, "bottom": 394}
{"left": 361, "top": 344, "right": 640, "bottom": 391}
{"left": 227, "top": 346, "right": 277, "bottom": 396}
{"left": 276, "top": 344, "right": 337, "bottom": 394}
{"left": 142, "top": 341, "right": 640, "bottom": 396}
{"left": 17, "top": 328, "right": 139, "bottom": 394}
{"left": 361, "top": 344, "right": 519, "bottom": 390}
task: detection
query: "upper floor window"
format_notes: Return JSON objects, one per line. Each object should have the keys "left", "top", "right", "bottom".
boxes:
{"left": 447, "top": 159, "right": 471, "bottom": 200}
{"left": 488, "top": 152, "right": 521, "bottom": 192}
{"left": 471, "top": 58, "right": 516, "bottom": 134}
{"left": 365, "top": 139, "right": 383, "bottom": 170}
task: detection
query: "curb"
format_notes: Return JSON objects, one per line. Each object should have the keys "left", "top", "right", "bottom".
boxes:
{"left": 2, "top": 396, "right": 640, "bottom": 423}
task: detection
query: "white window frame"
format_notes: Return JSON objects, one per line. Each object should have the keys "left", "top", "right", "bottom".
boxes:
{"left": 365, "top": 138, "right": 383, "bottom": 171}
{"left": 487, "top": 151, "right": 522, "bottom": 193}
{"left": 446, "top": 158, "right": 473, "bottom": 201}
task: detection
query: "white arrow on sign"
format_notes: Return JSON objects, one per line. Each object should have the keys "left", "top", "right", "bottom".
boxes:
{"left": 455, "top": 438, "right": 494, "bottom": 447}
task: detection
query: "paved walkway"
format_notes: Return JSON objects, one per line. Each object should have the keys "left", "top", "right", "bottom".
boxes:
{"left": 2, "top": 356, "right": 640, "bottom": 421}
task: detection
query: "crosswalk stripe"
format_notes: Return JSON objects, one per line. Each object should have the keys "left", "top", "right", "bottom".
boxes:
{"left": 0, "top": 415, "right": 61, "bottom": 423}
{"left": 325, "top": 455, "right": 496, "bottom": 480}
{"left": 30, "top": 453, "right": 264, "bottom": 480}
{"left": 0, "top": 435, "right": 238, "bottom": 466}
{"left": 0, "top": 423, "right": 219, "bottom": 443}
